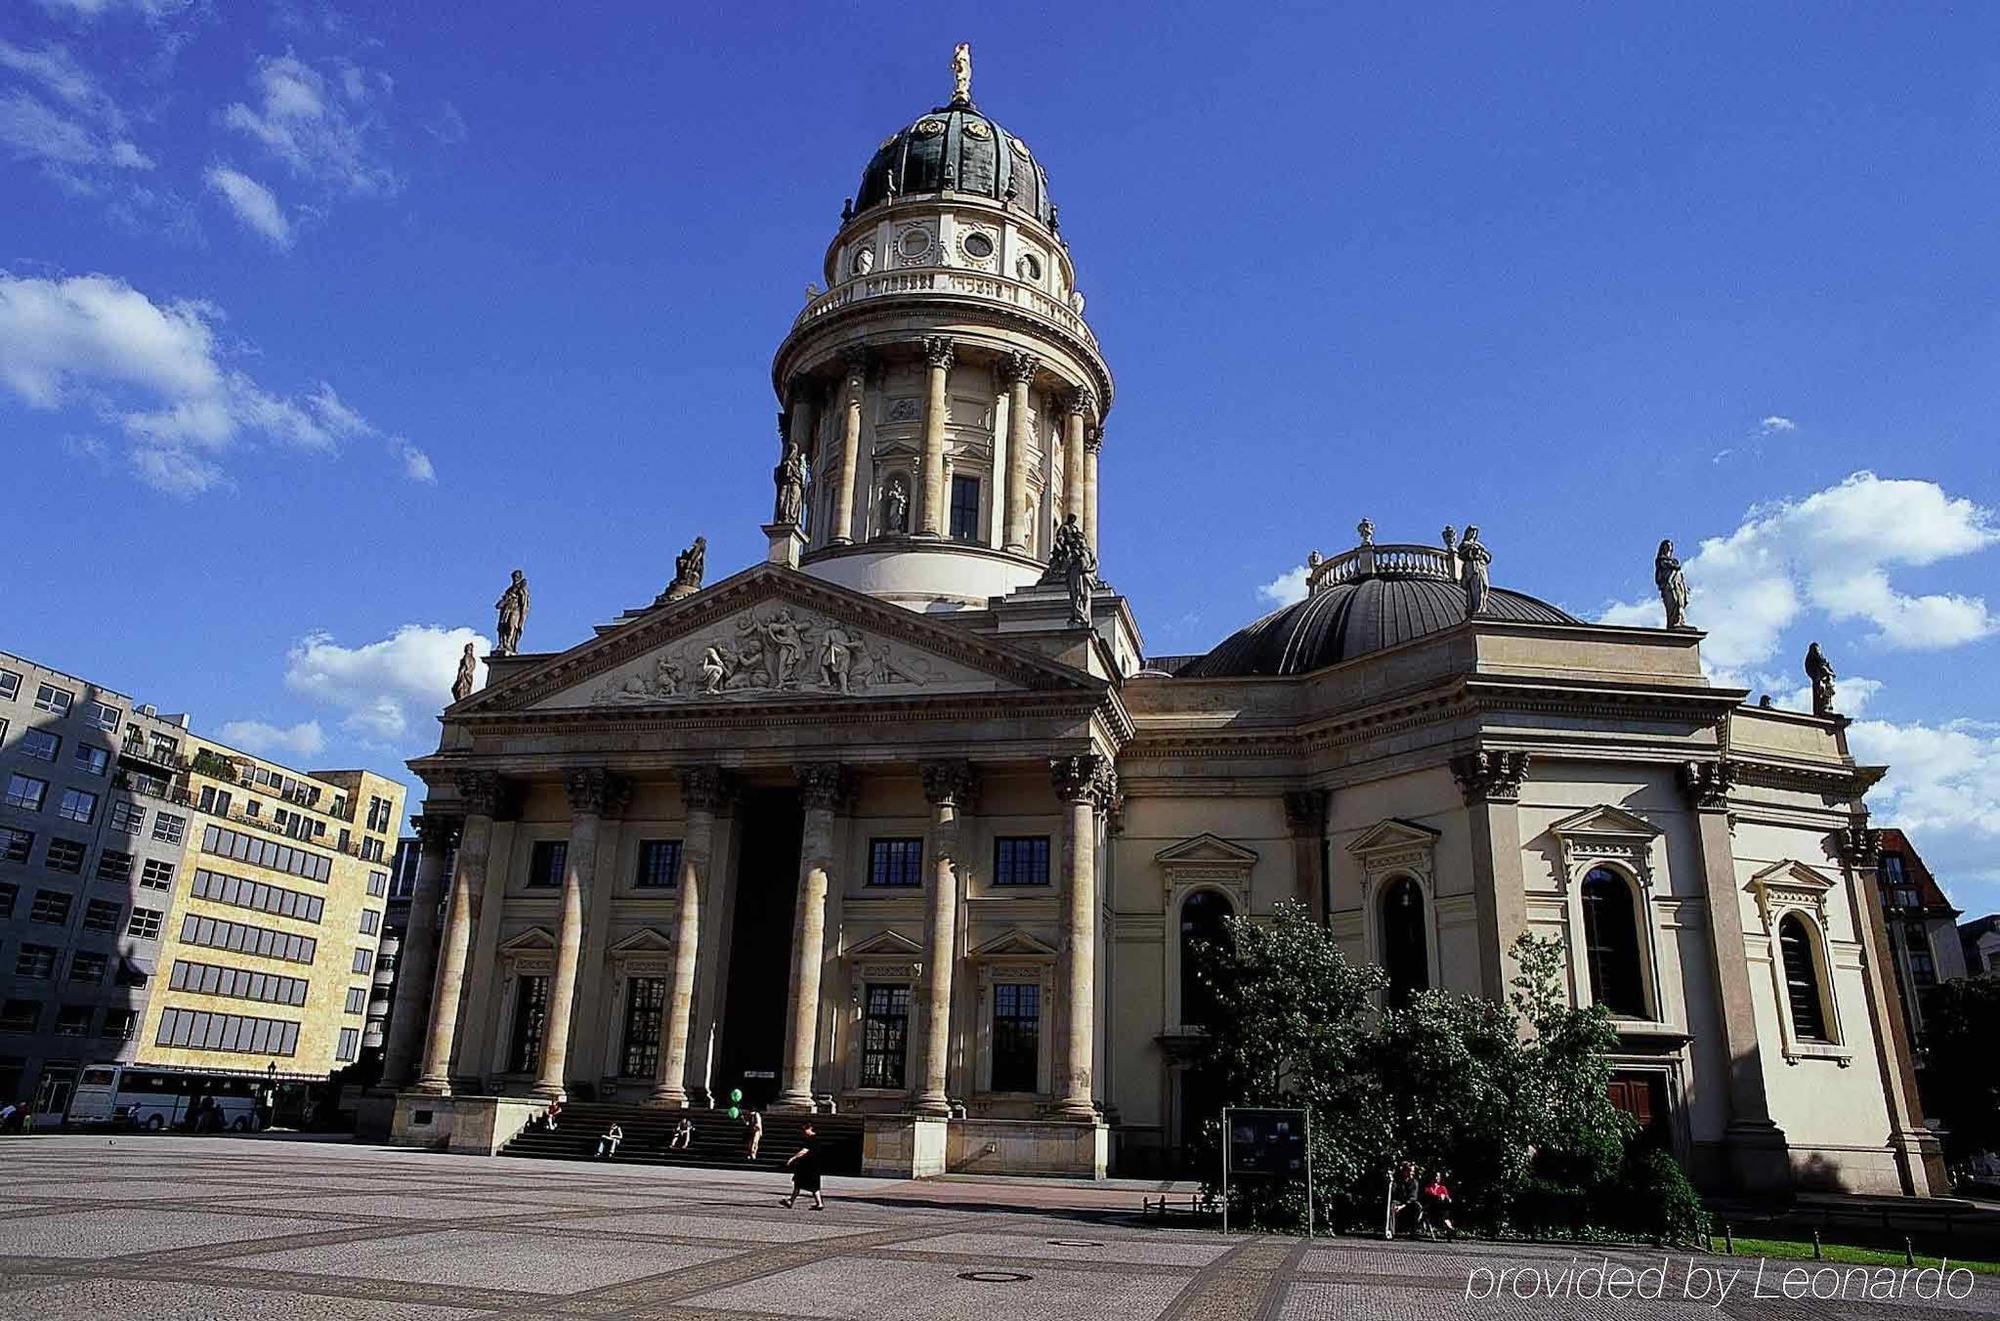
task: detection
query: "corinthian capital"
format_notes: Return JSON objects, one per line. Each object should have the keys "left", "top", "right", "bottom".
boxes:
{"left": 1834, "top": 823, "right": 1882, "bottom": 867}
{"left": 565, "top": 767, "right": 630, "bottom": 818}
{"left": 999, "top": 350, "right": 1040, "bottom": 388}
{"left": 921, "top": 760, "right": 978, "bottom": 809}
{"left": 1450, "top": 750, "right": 1530, "bottom": 805}
{"left": 1049, "top": 753, "right": 1102, "bottom": 804}
{"left": 1061, "top": 386, "right": 1096, "bottom": 419}
{"left": 680, "top": 766, "right": 737, "bottom": 813}
{"left": 413, "top": 812, "right": 463, "bottom": 852}
{"left": 1084, "top": 423, "right": 1104, "bottom": 454}
{"left": 454, "top": 770, "right": 506, "bottom": 819}
{"left": 921, "top": 336, "right": 955, "bottom": 370}
{"left": 1678, "top": 759, "right": 1737, "bottom": 812}
{"left": 798, "top": 762, "right": 852, "bottom": 813}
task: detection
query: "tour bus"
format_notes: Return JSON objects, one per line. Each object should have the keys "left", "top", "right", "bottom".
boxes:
{"left": 67, "top": 1064, "right": 271, "bottom": 1131}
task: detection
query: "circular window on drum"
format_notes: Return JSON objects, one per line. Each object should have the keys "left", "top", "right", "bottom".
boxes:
{"left": 897, "top": 228, "right": 932, "bottom": 261}
{"left": 960, "top": 230, "right": 995, "bottom": 262}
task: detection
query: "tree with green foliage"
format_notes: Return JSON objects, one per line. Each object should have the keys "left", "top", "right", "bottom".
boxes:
{"left": 1917, "top": 975, "right": 2000, "bottom": 1168}
{"left": 1187, "top": 902, "right": 1708, "bottom": 1242}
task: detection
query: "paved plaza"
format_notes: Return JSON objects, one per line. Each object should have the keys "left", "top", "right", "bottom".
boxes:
{"left": 0, "top": 1138, "right": 1990, "bottom": 1320}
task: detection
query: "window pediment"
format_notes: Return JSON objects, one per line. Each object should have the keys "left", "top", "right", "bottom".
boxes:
{"left": 1156, "top": 832, "right": 1256, "bottom": 902}
{"left": 1548, "top": 804, "right": 1661, "bottom": 886}
{"left": 970, "top": 928, "right": 1058, "bottom": 959}
{"left": 497, "top": 926, "right": 556, "bottom": 953}
{"left": 608, "top": 927, "right": 674, "bottom": 955}
{"left": 1747, "top": 859, "right": 1835, "bottom": 930}
{"left": 1346, "top": 818, "right": 1440, "bottom": 882}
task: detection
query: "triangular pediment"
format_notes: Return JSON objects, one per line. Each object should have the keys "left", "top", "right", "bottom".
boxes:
{"left": 1749, "top": 859, "right": 1835, "bottom": 896}
{"left": 971, "top": 928, "right": 1060, "bottom": 958}
{"left": 846, "top": 929, "right": 924, "bottom": 958}
{"left": 457, "top": 564, "right": 1098, "bottom": 714}
{"left": 1548, "top": 804, "right": 1661, "bottom": 841}
{"left": 1155, "top": 833, "right": 1260, "bottom": 867}
{"left": 1346, "top": 818, "right": 1442, "bottom": 858}
{"left": 608, "top": 927, "right": 674, "bottom": 954}
{"left": 498, "top": 926, "right": 555, "bottom": 952}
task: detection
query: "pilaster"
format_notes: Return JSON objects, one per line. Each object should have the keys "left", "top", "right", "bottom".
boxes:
{"left": 1450, "top": 751, "right": 1530, "bottom": 1000}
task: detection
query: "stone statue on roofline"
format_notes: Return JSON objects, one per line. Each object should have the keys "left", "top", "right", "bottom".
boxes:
{"left": 1039, "top": 513, "right": 1098, "bottom": 627}
{"left": 494, "top": 569, "right": 530, "bottom": 656}
{"left": 1655, "top": 538, "right": 1691, "bottom": 629}
{"left": 1457, "top": 526, "right": 1491, "bottom": 616}
{"left": 1805, "top": 641, "right": 1837, "bottom": 717}
{"left": 450, "top": 642, "right": 478, "bottom": 703}
{"left": 773, "top": 439, "right": 806, "bottom": 527}
{"left": 660, "top": 535, "right": 706, "bottom": 604}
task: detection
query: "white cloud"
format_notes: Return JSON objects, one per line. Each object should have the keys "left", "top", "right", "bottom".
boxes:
{"left": 1259, "top": 564, "right": 1309, "bottom": 608}
{"left": 283, "top": 625, "right": 489, "bottom": 744}
{"left": 204, "top": 165, "right": 290, "bottom": 247}
{"left": 218, "top": 718, "right": 326, "bottom": 760}
{"left": 1849, "top": 716, "right": 2000, "bottom": 911}
{"left": 0, "top": 40, "right": 153, "bottom": 176}
{"left": 1759, "top": 415, "right": 1797, "bottom": 435}
{"left": 223, "top": 52, "right": 399, "bottom": 198}
{"left": 392, "top": 437, "right": 436, "bottom": 483}
{"left": 36, "top": 0, "right": 193, "bottom": 17}
{"left": 424, "top": 100, "right": 466, "bottom": 145}
{"left": 0, "top": 271, "right": 429, "bottom": 493}
{"left": 1597, "top": 472, "right": 1999, "bottom": 682}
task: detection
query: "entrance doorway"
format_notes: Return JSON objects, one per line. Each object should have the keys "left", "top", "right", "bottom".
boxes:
{"left": 717, "top": 788, "right": 803, "bottom": 1111}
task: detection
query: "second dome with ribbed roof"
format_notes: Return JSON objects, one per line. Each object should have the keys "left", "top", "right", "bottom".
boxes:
{"left": 854, "top": 99, "right": 1054, "bottom": 225}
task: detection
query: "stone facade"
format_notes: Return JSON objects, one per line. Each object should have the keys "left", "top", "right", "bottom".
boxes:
{"left": 388, "top": 61, "right": 1942, "bottom": 1196}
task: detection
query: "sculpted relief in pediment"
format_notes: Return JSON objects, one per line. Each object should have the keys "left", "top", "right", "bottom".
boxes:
{"left": 537, "top": 603, "right": 993, "bottom": 710}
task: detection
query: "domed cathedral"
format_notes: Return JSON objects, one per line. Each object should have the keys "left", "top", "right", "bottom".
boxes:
{"left": 383, "top": 49, "right": 1944, "bottom": 1198}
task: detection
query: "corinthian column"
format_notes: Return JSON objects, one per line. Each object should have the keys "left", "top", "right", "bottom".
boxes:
{"left": 776, "top": 762, "right": 849, "bottom": 1111}
{"left": 833, "top": 354, "right": 867, "bottom": 544}
{"left": 1051, "top": 754, "right": 1108, "bottom": 1119}
{"left": 914, "top": 761, "right": 975, "bottom": 1117}
{"left": 1083, "top": 424, "right": 1103, "bottom": 551}
{"left": 1061, "top": 389, "right": 1093, "bottom": 527}
{"left": 536, "top": 768, "right": 626, "bottom": 1100}
{"left": 917, "top": 336, "right": 954, "bottom": 536}
{"left": 415, "top": 771, "right": 505, "bottom": 1095}
{"left": 652, "top": 766, "right": 731, "bottom": 1107}
{"left": 381, "top": 811, "right": 459, "bottom": 1087}
{"left": 999, "top": 351, "right": 1039, "bottom": 553}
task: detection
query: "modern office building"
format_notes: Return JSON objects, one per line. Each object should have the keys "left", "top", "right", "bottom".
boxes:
{"left": 0, "top": 648, "right": 406, "bottom": 1120}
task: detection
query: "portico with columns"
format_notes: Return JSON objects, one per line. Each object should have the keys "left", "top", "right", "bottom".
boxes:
{"left": 387, "top": 51, "right": 1942, "bottom": 1194}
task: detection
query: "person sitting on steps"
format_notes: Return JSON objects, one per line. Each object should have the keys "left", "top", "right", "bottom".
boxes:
{"left": 668, "top": 1117, "right": 694, "bottom": 1150}
{"left": 594, "top": 1122, "right": 624, "bottom": 1159}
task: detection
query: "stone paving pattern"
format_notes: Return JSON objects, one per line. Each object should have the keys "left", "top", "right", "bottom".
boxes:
{"left": 0, "top": 1137, "right": 1989, "bottom": 1319}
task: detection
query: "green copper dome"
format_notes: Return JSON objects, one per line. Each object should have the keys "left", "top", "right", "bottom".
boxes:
{"left": 854, "top": 100, "right": 1054, "bottom": 226}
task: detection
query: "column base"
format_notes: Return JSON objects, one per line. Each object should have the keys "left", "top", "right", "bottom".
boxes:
{"left": 1890, "top": 1126, "right": 1950, "bottom": 1197}
{"left": 861, "top": 1114, "right": 951, "bottom": 1178}
{"left": 409, "top": 1077, "right": 453, "bottom": 1098}
{"left": 1721, "top": 1119, "right": 1794, "bottom": 1196}
{"left": 644, "top": 1088, "right": 688, "bottom": 1109}
{"left": 532, "top": 1082, "right": 566, "bottom": 1102}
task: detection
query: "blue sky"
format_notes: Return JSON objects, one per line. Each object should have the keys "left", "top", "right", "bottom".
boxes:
{"left": 4, "top": 2, "right": 1997, "bottom": 911}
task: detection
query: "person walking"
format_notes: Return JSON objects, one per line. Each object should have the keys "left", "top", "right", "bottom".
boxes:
{"left": 668, "top": 1117, "right": 694, "bottom": 1151}
{"left": 779, "top": 1124, "right": 824, "bottom": 1210}
{"left": 744, "top": 1110, "right": 763, "bottom": 1161}
{"left": 595, "top": 1122, "right": 624, "bottom": 1159}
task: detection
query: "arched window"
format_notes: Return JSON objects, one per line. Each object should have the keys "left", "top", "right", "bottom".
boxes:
{"left": 1179, "top": 890, "right": 1234, "bottom": 1030}
{"left": 1778, "top": 914, "right": 1829, "bottom": 1041}
{"left": 1379, "top": 877, "right": 1429, "bottom": 1007}
{"left": 1580, "top": 867, "right": 1647, "bottom": 1017}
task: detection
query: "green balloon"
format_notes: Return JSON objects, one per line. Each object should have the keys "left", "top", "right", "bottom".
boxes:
{"left": 727, "top": 1105, "right": 740, "bottom": 1119}
{"left": 729, "top": 1088, "right": 743, "bottom": 1103}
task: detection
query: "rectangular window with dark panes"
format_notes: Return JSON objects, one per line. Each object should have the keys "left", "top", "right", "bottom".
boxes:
{"left": 53, "top": 1005, "right": 92, "bottom": 1038}
{"left": 29, "top": 890, "right": 71, "bottom": 925}
{"left": 84, "top": 702, "right": 118, "bottom": 731}
{"left": 73, "top": 743, "right": 108, "bottom": 777}
{"left": 56, "top": 788, "right": 97, "bottom": 824}
{"left": 126, "top": 907, "right": 163, "bottom": 941}
{"left": 991, "top": 982, "right": 1041, "bottom": 1092}
{"left": 861, "top": 983, "right": 911, "bottom": 1088}
{"left": 68, "top": 951, "right": 108, "bottom": 983}
{"left": 0, "top": 882, "right": 15, "bottom": 918}
{"left": 634, "top": 839, "right": 682, "bottom": 889}
{"left": 0, "top": 669, "right": 17, "bottom": 701}
{"left": 153, "top": 813, "right": 186, "bottom": 844}
{"left": 993, "top": 836, "right": 1051, "bottom": 886}
{"left": 100, "top": 1009, "right": 138, "bottom": 1040}
{"left": 96, "top": 850, "right": 133, "bottom": 883}
{"left": 868, "top": 838, "right": 923, "bottom": 887}
{"left": 82, "top": 899, "right": 121, "bottom": 932}
{"left": 19, "top": 728, "right": 59, "bottom": 762}
{"left": 108, "top": 801, "right": 143, "bottom": 834}
{"left": 0, "top": 999, "right": 40, "bottom": 1031}
{"left": 948, "top": 473, "right": 981, "bottom": 540}
{"left": 4, "top": 774, "right": 48, "bottom": 811}
{"left": 44, "top": 838, "right": 86, "bottom": 873}
{"left": 0, "top": 828, "right": 30, "bottom": 863}
{"left": 507, "top": 974, "right": 550, "bottom": 1072}
{"left": 621, "top": 975, "right": 667, "bottom": 1077}
{"left": 15, "top": 945, "right": 57, "bottom": 979}
{"left": 527, "top": 839, "right": 568, "bottom": 888}
{"left": 139, "top": 859, "right": 174, "bottom": 890}
{"left": 33, "top": 684, "right": 72, "bottom": 716}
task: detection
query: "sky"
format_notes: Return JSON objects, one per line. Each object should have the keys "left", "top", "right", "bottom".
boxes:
{"left": 4, "top": 2, "right": 1998, "bottom": 912}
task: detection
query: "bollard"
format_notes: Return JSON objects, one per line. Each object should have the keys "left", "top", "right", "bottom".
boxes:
{"left": 1812, "top": 1229, "right": 1822, "bottom": 1261}
{"left": 1723, "top": 1224, "right": 1733, "bottom": 1255}
{"left": 1904, "top": 1237, "right": 1916, "bottom": 1266}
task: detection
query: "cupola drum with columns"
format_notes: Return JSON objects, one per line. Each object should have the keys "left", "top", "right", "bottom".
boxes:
{"left": 770, "top": 45, "right": 1112, "bottom": 612}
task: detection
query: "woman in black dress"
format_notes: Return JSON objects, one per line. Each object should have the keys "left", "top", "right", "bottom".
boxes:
{"left": 780, "top": 1124, "right": 824, "bottom": 1210}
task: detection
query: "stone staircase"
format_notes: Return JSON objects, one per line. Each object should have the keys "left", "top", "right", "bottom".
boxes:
{"left": 499, "top": 1102, "right": 864, "bottom": 1175}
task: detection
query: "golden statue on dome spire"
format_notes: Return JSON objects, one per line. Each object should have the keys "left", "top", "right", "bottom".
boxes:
{"left": 950, "top": 42, "right": 972, "bottom": 105}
